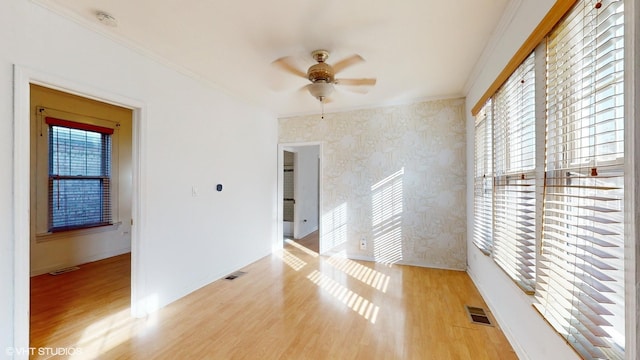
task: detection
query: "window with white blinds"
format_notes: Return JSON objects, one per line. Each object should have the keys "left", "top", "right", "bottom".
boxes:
{"left": 473, "top": 100, "right": 493, "bottom": 255}
{"left": 534, "top": 1, "right": 625, "bottom": 359}
{"left": 492, "top": 52, "right": 537, "bottom": 294}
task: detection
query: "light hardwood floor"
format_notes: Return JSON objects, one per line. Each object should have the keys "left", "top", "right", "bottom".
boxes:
{"left": 290, "top": 230, "right": 319, "bottom": 253}
{"left": 30, "top": 239, "right": 516, "bottom": 359}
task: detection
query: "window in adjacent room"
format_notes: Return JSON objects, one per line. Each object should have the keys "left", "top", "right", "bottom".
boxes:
{"left": 46, "top": 117, "right": 114, "bottom": 232}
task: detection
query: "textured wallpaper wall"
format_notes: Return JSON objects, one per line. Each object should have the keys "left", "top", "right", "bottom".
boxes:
{"left": 279, "top": 98, "right": 467, "bottom": 270}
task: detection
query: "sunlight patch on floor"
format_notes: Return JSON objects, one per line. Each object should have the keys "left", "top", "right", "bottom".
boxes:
{"left": 70, "top": 308, "right": 134, "bottom": 359}
{"left": 307, "top": 270, "right": 380, "bottom": 324}
{"left": 326, "top": 254, "right": 390, "bottom": 293}
{"left": 274, "top": 247, "right": 307, "bottom": 271}
{"left": 284, "top": 238, "right": 319, "bottom": 257}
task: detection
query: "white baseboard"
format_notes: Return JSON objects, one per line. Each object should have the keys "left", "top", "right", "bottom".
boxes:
{"left": 30, "top": 247, "right": 131, "bottom": 276}
{"left": 330, "top": 252, "right": 466, "bottom": 272}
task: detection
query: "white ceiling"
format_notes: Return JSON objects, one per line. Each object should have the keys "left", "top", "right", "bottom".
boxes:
{"left": 35, "top": 0, "right": 510, "bottom": 117}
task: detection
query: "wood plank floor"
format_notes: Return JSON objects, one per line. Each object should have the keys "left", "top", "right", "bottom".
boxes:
{"left": 290, "top": 230, "right": 319, "bottom": 253}
{"left": 30, "top": 240, "right": 517, "bottom": 359}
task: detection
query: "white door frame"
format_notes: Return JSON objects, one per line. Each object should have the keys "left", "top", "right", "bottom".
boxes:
{"left": 12, "top": 65, "right": 147, "bottom": 356}
{"left": 276, "top": 142, "right": 322, "bottom": 250}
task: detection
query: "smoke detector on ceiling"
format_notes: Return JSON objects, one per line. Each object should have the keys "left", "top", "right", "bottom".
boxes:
{"left": 96, "top": 11, "right": 117, "bottom": 27}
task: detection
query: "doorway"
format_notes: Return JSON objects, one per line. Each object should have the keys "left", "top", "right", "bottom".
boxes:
{"left": 13, "top": 66, "right": 144, "bottom": 353}
{"left": 279, "top": 143, "right": 321, "bottom": 253}
{"left": 28, "top": 84, "right": 134, "bottom": 351}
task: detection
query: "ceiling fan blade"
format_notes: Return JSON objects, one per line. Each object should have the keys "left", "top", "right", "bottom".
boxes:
{"left": 336, "top": 86, "right": 370, "bottom": 94}
{"left": 332, "top": 54, "right": 365, "bottom": 74}
{"left": 299, "top": 84, "right": 311, "bottom": 93}
{"left": 272, "top": 56, "right": 308, "bottom": 79}
{"left": 335, "top": 78, "right": 377, "bottom": 86}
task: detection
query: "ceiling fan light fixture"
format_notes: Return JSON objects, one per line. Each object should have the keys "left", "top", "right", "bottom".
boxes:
{"left": 272, "top": 49, "right": 375, "bottom": 105}
{"left": 308, "top": 81, "right": 334, "bottom": 102}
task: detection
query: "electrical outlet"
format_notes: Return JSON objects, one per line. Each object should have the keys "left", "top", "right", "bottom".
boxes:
{"left": 360, "top": 238, "right": 367, "bottom": 250}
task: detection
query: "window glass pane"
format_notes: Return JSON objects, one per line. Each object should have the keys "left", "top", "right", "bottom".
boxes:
{"left": 51, "top": 127, "right": 108, "bottom": 177}
{"left": 473, "top": 100, "right": 493, "bottom": 254}
{"left": 51, "top": 179, "right": 107, "bottom": 229}
{"left": 492, "top": 51, "right": 537, "bottom": 293}
{"left": 49, "top": 124, "right": 112, "bottom": 231}
{"left": 535, "top": 1, "right": 625, "bottom": 358}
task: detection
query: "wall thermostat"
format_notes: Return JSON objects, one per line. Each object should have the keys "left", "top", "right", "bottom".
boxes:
{"left": 216, "top": 184, "right": 223, "bottom": 192}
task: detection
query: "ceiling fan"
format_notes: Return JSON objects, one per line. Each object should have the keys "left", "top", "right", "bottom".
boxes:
{"left": 273, "top": 49, "right": 376, "bottom": 103}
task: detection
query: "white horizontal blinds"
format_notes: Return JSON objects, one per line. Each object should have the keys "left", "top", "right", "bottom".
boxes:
{"left": 473, "top": 100, "right": 493, "bottom": 255}
{"left": 492, "top": 52, "right": 536, "bottom": 294}
{"left": 535, "top": 1, "right": 625, "bottom": 359}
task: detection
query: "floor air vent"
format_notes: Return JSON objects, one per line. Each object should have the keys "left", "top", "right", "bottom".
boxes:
{"left": 224, "top": 271, "right": 247, "bottom": 281}
{"left": 465, "top": 305, "right": 493, "bottom": 326}
{"left": 49, "top": 266, "right": 80, "bottom": 276}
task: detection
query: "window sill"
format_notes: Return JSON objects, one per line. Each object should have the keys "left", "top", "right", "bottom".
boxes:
{"left": 35, "top": 221, "right": 123, "bottom": 243}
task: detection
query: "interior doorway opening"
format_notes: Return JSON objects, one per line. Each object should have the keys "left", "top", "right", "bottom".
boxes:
{"left": 279, "top": 143, "right": 321, "bottom": 253}
{"left": 28, "top": 84, "right": 134, "bottom": 353}
{"left": 13, "top": 66, "right": 144, "bottom": 355}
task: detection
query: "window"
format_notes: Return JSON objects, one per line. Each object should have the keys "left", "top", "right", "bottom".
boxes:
{"left": 46, "top": 117, "right": 114, "bottom": 232}
{"left": 492, "top": 52, "right": 537, "bottom": 293}
{"left": 471, "top": 0, "right": 626, "bottom": 358}
{"left": 472, "top": 100, "right": 493, "bottom": 255}
{"left": 534, "top": 1, "right": 625, "bottom": 358}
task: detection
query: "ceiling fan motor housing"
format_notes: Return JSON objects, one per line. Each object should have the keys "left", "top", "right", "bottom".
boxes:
{"left": 308, "top": 62, "right": 334, "bottom": 83}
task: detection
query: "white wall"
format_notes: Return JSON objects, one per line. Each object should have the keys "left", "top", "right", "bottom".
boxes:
{"left": 2, "top": 0, "right": 277, "bottom": 357}
{"left": 465, "top": 1, "right": 579, "bottom": 359}
{"left": 294, "top": 146, "right": 319, "bottom": 239}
